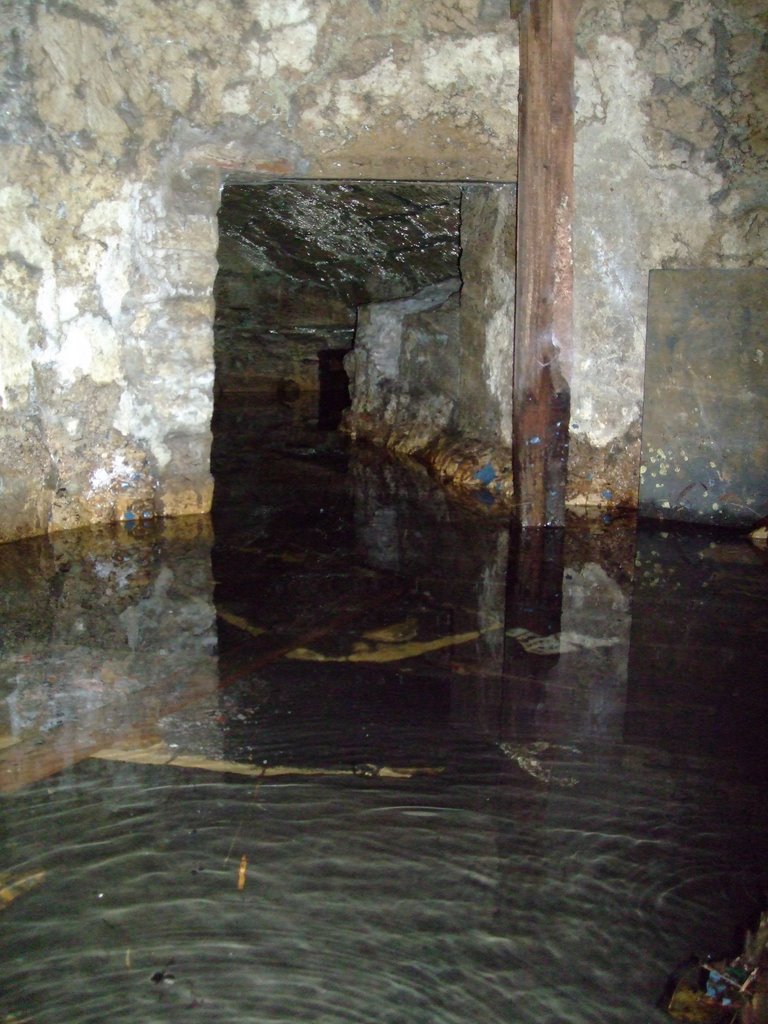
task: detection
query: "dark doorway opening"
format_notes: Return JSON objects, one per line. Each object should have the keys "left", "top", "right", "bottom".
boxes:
{"left": 210, "top": 176, "right": 517, "bottom": 509}
{"left": 209, "top": 179, "right": 463, "bottom": 543}
{"left": 317, "top": 347, "right": 352, "bottom": 431}
{"left": 211, "top": 179, "right": 465, "bottom": 451}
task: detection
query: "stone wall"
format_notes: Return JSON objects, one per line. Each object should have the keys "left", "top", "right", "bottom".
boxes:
{"left": 1, "top": 0, "right": 765, "bottom": 540}
{"left": 213, "top": 179, "right": 464, "bottom": 393}
{"left": 570, "top": 0, "right": 767, "bottom": 509}
{"left": 0, "top": 0, "right": 518, "bottom": 542}
{"left": 344, "top": 277, "right": 463, "bottom": 451}
{"left": 342, "top": 182, "right": 517, "bottom": 505}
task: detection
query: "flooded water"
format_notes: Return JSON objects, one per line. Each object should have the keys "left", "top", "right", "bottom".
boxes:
{"left": 1, "top": 395, "right": 767, "bottom": 1023}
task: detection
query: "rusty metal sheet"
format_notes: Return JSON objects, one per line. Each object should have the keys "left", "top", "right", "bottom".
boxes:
{"left": 639, "top": 269, "right": 768, "bottom": 527}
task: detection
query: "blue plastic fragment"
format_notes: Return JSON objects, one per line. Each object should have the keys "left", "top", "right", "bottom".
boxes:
{"left": 474, "top": 463, "right": 496, "bottom": 485}
{"left": 528, "top": 436, "right": 541, "bottom": 445}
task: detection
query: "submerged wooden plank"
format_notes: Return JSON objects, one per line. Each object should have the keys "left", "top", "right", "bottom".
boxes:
{"left": 513, "top": 0, "right": 578, "bottom": 526}
{"left": 91, "top": 745, "right": 444, "bottom": 780}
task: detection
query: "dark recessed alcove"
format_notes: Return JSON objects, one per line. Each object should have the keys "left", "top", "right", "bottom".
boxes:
{"left": 213, "top": 178, "right": 461, "bottom": 390}
{"left": 211, "top": 178, "right": 517, "bottom": 467}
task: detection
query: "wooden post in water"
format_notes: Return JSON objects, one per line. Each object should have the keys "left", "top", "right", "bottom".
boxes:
{"left": 513, "top": 0, "right": 578, "bottom": 526}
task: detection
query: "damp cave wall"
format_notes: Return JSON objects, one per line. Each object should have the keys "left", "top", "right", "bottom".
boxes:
{"left": 213, "top": 177, "right": 518, "bottom": 494}
{"left": 1, "top": 0, "right": 766, "bottom": 542}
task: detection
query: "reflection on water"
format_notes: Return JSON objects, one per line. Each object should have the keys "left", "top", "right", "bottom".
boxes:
{"left": 1, "top": 395, "right": 767, "bottom": 1023}
{"left": 0, "top": 517, "right": 219, "bottom": 794}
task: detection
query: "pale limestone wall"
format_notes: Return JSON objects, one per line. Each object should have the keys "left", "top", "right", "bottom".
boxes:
{"left": 1, "top": 0, "right": 765, "bottom": 540}
{"left": 570, "top": 0, "right": 768, "bottom": 509}
{"left": 0, "top": 0, "right": 519, "bottom": 541}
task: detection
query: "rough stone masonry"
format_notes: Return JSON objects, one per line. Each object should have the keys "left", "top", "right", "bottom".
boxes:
{"left": 0, "top": 0, "right": 765, "bottom": 540}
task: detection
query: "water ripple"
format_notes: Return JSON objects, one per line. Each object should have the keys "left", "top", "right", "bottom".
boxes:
{"left": 2, "top": 746, "right": 767, "bottom": 1023}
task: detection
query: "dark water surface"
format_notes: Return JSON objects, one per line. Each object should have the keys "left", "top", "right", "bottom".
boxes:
{"left": 1, "top": 396, "right": 767, "bottom": 1023}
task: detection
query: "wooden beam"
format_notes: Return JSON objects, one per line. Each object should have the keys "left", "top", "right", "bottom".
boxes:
{"left": 513, "top": 0, "right": 578, "bottom": 526}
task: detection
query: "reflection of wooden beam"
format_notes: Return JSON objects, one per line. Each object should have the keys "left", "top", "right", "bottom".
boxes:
{"left": 513, "top": 0, "right": 578, "bottom": 526}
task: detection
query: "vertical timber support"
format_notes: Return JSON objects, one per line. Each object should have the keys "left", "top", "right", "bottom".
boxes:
{"left": 513, "top": 0, "right": 578, "bottom": 527}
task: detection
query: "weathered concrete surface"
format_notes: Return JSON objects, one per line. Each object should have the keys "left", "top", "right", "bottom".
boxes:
{"left": 639, "top": 269, "right": 768, "bottom": 527}
{"left": 417, "top": 182, "right": 517, "bottom": 505}
{"left": 570, "top": 0, "right": 768, "bottom": 513}
{"left": 0, "top": 1, "right": 518, "bottom": 542}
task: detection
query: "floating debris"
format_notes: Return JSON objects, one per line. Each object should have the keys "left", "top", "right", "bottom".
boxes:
{"left": 0, "top": 869, "right": 46, "bottom": 911}
{"left": 286, "top": 628, "right": 489, "bottom": 663}
{"left": 149, "top": 962, "right": 205, "bottom": 1009}
{"left": 666, "top": 961, "right": 751, "bottom": 1022}
{"left": 151, "top": 967, "right": 175, "bottom": 986}
{"left": 216, "top": 610, "right": 267, "bottom": 638}
{"left": 362, "top": 618, "right": 419, "bottom": 643}
{"left": 506, "top": 627, "right": 620, "bottom": 655}
{"left": 237, "top": 854, "right": 247, "bottom": 891}
{"left": 666, "top": 911, "right": 768, "bottom": 1022}
{"left": 498, "top": 741, "right": 578, "bottom": 786}
{"left": 91, "top": 745, "right": 444, "bottom": 780}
